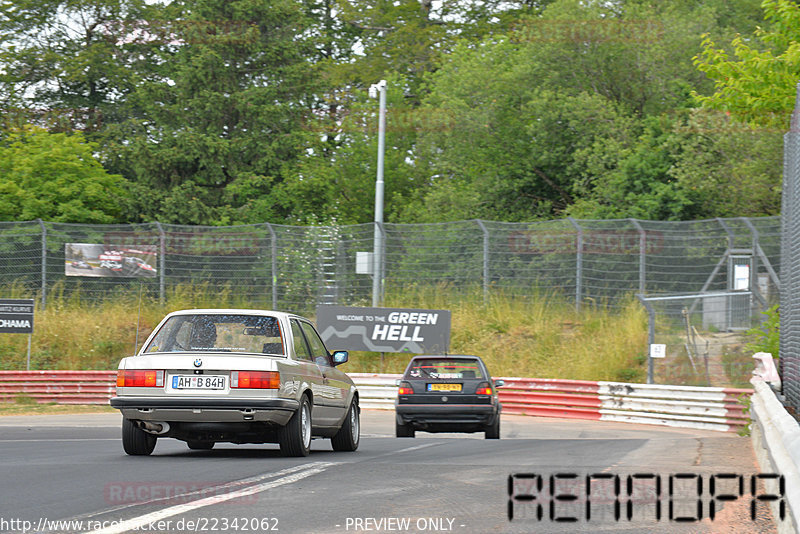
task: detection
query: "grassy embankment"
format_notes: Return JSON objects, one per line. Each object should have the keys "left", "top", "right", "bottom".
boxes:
{"left": 0, "top": 282, "right": 649, "bottom": 382}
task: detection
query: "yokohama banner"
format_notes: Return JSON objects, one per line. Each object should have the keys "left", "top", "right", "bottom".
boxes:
{"left": 0, "top": 299, "right": 34, "bottom": 333}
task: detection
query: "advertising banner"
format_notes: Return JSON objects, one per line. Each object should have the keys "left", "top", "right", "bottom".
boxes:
{"left": 316, "top": 305, "right": 451, "bottom": 354}
{"left": 65, "top": 244, "right": 157, "bottom": 278}
{"left": 0, "top": 298, "right": 34, "bottom": 333}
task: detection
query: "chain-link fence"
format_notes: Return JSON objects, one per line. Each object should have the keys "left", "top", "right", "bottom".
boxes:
{"left": 781, "top": 84, "right": 800, "bottom": 412}
{"left": 0, "top": 216, "right": 781, "bottom": 317}
{"left": 638, "top": 292, "right": 765, "bottom": 387}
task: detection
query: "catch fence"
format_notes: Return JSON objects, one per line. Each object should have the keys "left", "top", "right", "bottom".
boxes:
{"left": 0, "top": 217, "right": 781, "bottom": 319}
{"left": 782, "top": 84, "right": 800, "bottom": 413}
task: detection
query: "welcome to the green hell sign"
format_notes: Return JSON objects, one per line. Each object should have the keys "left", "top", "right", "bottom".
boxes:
{"left": 316, "top": 306, "right": 451, "bottom": 354}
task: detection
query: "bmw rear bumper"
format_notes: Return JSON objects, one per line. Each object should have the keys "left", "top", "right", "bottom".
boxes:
{"left": 110, "top": 396, "right": 299, "bottom": 424}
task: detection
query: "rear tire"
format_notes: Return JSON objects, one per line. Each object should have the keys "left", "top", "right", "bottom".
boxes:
{"left": 331, "top": 400, "right": 360, "bottom": 451}
{"left": 484, "top": 414, "right": 500, "bottom": 439}
{"left": 187, "top": 441, "right": 214, "bottom": 450}
{"left": 122, "top": 418, "right": 156, "bottom": 455}
{"left": 396, "top": 421, "right": 415, "bottom": 438}
{"left": 279, "top": 395, "right": 312, "bottom": 457}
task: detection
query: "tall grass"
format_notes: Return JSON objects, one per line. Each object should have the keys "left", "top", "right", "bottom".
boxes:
{"left": 0, "top": 284, "right": 648, "bottom": 381}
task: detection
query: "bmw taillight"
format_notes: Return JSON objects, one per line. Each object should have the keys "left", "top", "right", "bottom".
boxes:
{"left": 117, "top": 370, "right": 164, "bottom": 388}
{"left": 397, "top": 381, "right": 414, "bottom": 395}
{"left": 475, "top": 382, "right": 493, "bottom": 395}
{"left": 230, "top": 371, "right": 280, "bottom": 389}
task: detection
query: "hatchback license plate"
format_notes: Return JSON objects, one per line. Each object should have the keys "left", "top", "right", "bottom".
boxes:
{"left": 428, "top": 383, "right": 462, "bottom": 392}
{"left": 172, "top": 375, "right": 227, "bottom": 390}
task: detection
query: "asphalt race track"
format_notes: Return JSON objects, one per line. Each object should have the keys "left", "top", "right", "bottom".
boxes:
{"left": 0, "top": 411, "right": 778, "bottom": 534}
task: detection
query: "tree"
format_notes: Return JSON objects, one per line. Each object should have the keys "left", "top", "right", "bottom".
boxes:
{"left": 268, "top": 74, "right": 428, "bottom": 224}
{"left": 566, "top": 108, "right": 783, "bottom": 220}
{"left": 397, "top": 0, "right": 773, "bottom": 222}
{"left": 0, "top": 0, "right": 153, "bottom": 133}
{"left": 101, "top": 0, "right": 319, "bottom": 225}
{"left": 667, "top": 109, "right": 782, "bottom": 217}
{"left": 0, "top": 127, "right": 127, "bottom": 222}
{"left": 694, "top": 0, "right": 800, "bottom": 126}
{"left": 330, "top": 0, "right": 543, "bottom": 96}
{"left": 402, "top": 33, "right": 641, "bottom": 221}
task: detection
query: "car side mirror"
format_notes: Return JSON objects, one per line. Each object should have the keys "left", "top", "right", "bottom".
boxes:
{"left": 332, "top": 351, "right": 349, "bottom": 365}
{"left": 494, "top": 379, "right": 505, "bottom": 387}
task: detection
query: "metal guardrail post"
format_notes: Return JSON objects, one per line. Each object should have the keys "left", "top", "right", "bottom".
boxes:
{"left": 568, "top": 218, "right": 583, "bottom": 312}
{"left": 266, "top": 223, "right": 277, "bottom": 309}
{"left": 37, "top": 219, "right": 46, "bottom": 310}
{"left": 476, "top": 220, "right": 489, "bottom": 305}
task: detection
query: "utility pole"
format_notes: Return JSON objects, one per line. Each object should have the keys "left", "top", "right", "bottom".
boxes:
{"left": 370, "top": 80, "right": 387, "bottom": 307}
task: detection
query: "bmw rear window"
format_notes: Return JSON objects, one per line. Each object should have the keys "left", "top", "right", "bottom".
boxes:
{"left": 405, "top": 359, "right": 484, "bottom": 379}
{"left": 144, "top": 314, "right": 284, "bottom": 355}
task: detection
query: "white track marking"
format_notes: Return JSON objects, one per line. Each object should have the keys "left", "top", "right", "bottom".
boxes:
{"left": 82, "top": 462, "right": 336, "bottom": 534}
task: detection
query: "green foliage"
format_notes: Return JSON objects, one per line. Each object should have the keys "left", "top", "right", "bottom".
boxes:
{"left": 694, "top": 0, "right": 800, "bottom": 127}
{"left": 0, "top": 0, "right": 151, "bottom": 131}
{"left": 102, "top": 0, "right": 318, "bottom": 225}
{"left": 747, "top": 304, "right": 780, "bottom": 357}
{"left": 567, "top": 108, "right": 783, "bottom": 219}
{"left": 274, "top": 73, "right": 428, "bottom": 224}
{"left": 0, "top": 127, "right": 128, "bottom": 222}
{"left": 0, "top": 0, "right": 778, "bottom": 225}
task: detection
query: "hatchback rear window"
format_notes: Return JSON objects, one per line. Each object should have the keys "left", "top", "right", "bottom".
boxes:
{"left": 405, "top": 359, "right": 484, "bottom": 379}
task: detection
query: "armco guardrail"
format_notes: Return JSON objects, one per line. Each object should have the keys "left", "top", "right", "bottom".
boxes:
{"left": 0, "top": 371, "right": 117, "bottom": 404}
{"left": 349, "top": 373, "right": 402, "bottom": 410}
{"left": 498, "top": 378, "right": 751, "bottom": 433}
{"left": 750, "top": 380, "right": 800, "bottom": 533}
{"left": 0, "top": 371, "right": 751, "bottom": 432}
{"left": 0, "top": 371, "right": 405, "bottom": 407}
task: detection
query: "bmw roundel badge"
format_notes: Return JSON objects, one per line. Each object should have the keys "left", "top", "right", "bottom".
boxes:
{"left": 194, "top": 359, "right": 202, "bottom": 368}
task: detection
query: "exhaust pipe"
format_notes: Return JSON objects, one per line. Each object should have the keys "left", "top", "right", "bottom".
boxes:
{"left": 140, "top": 421, "right": 170, "bottom": 435}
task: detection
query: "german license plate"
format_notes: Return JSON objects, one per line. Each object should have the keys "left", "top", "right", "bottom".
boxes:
{"left": 428, "top": 383, "right": 462, "bottom": 392}
{"left": 171, "top": 375, "right": 227, "bottom": 390}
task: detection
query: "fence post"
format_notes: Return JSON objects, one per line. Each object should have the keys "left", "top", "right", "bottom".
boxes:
{"left": 476, "top": 220, "right": 489, "bottom": 305}
{"left": 688, "top": 218, "right": 734, "bottom": 316}
{"left": 630, "top": 219, "right": 646, "bottom": 293}
{"left": 372, "top": 222, "right": 386, "bottom": 307}
{"left": 637, "top": 293, "right": 656, "bottom": 384}
{"left": 37, "top": 219, "right": 46, "bottom": 310}
{"left": 155, "top": 222, "right": 166, "bottom": 305}
{"left": 266, "top": 223, "right": 277, "bottom": 309}
{"left": 741, "top": 217, "right": 766, "bottom": 310}
{"left": 567, "top": 218, "right": 583, "bottom": 312}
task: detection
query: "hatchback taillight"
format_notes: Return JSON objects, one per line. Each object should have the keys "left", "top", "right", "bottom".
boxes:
{"left": 397, "top": 381, "right": 414, "bottom": 395}
{"left": 475, "top": 382, "right": 493, "bottom": 395}
{"left": 230, "top": 371, "right": 280, "bottom": 389}
{"left": 117, "top": 370, "right": 164, "bottom": 388}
